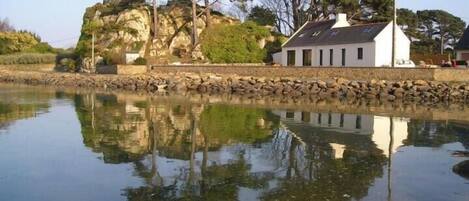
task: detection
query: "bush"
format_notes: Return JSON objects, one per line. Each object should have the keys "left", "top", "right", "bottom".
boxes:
{"left": 133, "top": 57, "right": 147, "bottom": 65}
{"left": 0, "top": 32, "right": 39, "bottom": 54}
{"left": 25, "top": 42, "right": 56, "bottom": 54}
{"left": 0, "top": 53, "right": 56, "bottom": 65}
{"left": 200, "top": 21, "right": 271, "bottom": 63}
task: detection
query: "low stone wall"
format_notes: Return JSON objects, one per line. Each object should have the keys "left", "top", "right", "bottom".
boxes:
{"left": 97, "top": 65, "right": 148, "bottom": 75}
{"left": 151, "top": 66, "right": 469, "bottom": 82}
{"left": 0, "top": 64, "right": 55, "bottom": 72}
{"left": 434, "top": 69, "right": 469, "bottom": 82}
{"left": 0, "top": 70, "right": 468, "bottom": 104}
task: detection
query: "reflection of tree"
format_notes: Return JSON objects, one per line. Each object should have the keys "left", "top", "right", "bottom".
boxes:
{"left": 405, "top": 120, "right": 463, "bottom": 147}
{"left": 0, "top": 87, "right": 53, "bottom": 130}
{"left": 199, "top": 105, "right": 280, "bottom": 146}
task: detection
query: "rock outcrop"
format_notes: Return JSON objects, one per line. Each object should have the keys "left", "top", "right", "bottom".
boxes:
{"left": 76, "top": 2, "right": 240, "bottom": 67}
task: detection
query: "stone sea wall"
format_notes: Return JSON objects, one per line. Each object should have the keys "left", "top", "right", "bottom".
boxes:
{"left": 0, "top": 69, "right": 469, "bottom": 104}
{"left": 151, "top": 66, "right": 469, "bottom": 82}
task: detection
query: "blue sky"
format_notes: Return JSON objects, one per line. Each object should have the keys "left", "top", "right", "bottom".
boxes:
{"left": 1, "top": 0, "right": 468, "bottom": 48}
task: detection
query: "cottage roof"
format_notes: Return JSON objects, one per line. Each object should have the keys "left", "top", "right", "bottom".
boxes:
{"left": 283, "top": 20, "right": 388, "bottom": 48}
{"left": 456, "top": 26, "right": 469, "bottom": 50}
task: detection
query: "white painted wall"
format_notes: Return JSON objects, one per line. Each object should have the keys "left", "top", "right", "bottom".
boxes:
{"left": 374, "top": 22, "right": 411, "bottom": 67}
{"left": 281, "top": 46, "right": 312, "bottom": 66}
{"left": 314, "top": 43, "right": 375, "bottom": 67}
{"left": 331, "top": 13, "right": 351, "bottom": 28}
{"left": 282, "top": 43, "right": 375, "bottom": 67}
{"left": 272, "top": 52, "right": 282, "bottom": 64}
{"left": 456, "top": 50, "right": 469, "bottom": 60}
{"left": 125, "top": 53, "right": 140, "bottom": 64}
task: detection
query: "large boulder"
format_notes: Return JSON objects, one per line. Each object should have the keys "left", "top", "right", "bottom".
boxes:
{"left": 453, "top": 160, "right": 469, "bottom": 180}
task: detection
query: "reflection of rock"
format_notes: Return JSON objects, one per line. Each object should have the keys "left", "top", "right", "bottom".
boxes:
{"left": 452, "top": 151, "right": 469, "bottom": 157}
{"left": 453, "top": 160, "right": 469, "bottom": 179}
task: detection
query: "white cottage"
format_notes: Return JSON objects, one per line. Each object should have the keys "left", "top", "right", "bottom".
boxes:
{"left": 281, "top": 14, "right": 412, "bottom": 67}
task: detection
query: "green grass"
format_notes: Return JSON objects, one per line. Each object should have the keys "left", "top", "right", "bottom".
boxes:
{"left": 0, "top": 53, "right": 56, "bottom": 65}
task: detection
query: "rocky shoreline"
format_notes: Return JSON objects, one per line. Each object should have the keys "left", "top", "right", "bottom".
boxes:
{"left": 1, "top": 70, "right": 469, "bottom": 103}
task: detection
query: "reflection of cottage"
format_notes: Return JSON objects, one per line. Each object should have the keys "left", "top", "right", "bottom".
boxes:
{"left": 273, "top": 110, "right": 373, "bottom": 135}
{"left": 372, "top": 116, "right": 409, "bottom": 157}
{"left": 456, "top": 26, "right": 469, "bottom": 61}
{"left": 281, "top": 13, "right": 412, "bottom": 67}
{"left": 272, "top": 110, "right": 409, "bottom": 157}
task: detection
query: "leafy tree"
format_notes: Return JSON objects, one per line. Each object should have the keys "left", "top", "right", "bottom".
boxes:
{"left": 361, "top": 0, "right": 393, "bottom": 22}
{"left": 397, "top": 8, "right": 419, "bottom": 38}
{"left": 247, "top": 6, "right": 276, "bottom": 26}
{"left": 417, "top": 10, "right": 466, "bottom": 54}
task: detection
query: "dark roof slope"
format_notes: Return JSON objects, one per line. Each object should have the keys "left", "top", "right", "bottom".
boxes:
{"left": 456, "top": 26, "right": 469, "bottom": 50}
{"left": 282, "top": 20, "right": 336, "bottom": 48}
{"left": 283, "top": 21, "right": 388, "bottom": 48}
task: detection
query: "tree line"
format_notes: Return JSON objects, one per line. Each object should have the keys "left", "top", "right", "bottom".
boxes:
{"left": 230, "top": 0, "right": 467, "bottom": 55}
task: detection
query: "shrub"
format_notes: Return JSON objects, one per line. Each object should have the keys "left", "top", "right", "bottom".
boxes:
{"left": 0, "top": 32, "right": 39, "bottom": 54}
{"left": 200, "top": 21, "right": 271, "bottom": 63}
{"left": 25, "top": 42, "right": 56, "bottom": 54}
{"left": 133, "top": 57, "right": 147, "bottom": 65}
{"left": 0, "top": 53, "right": 56, "bottom": 65}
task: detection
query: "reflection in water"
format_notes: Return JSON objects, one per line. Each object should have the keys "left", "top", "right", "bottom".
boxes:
{"left": 0, "top": 87, "right": 468, "bottom": 201}
{"left": 0, "top": 86, "right": 52, "bottom": 130}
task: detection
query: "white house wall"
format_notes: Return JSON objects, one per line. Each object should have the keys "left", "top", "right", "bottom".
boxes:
{"left": 314, "top": 43, "right": 376, "bottom": 67}
{"left": 374, "top": 22, "right": 411, "bottom": 67}
{"left": 282, "top": 43, "right": 375, "bottom": 67}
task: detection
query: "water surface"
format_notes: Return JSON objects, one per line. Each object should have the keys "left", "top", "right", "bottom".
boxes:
{"left": 0, "top": 85, "right": 468, "bottom": 201}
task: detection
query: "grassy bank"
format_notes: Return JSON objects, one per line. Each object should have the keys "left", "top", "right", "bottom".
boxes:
{"left": 0, "top": 53, "right": 56, "bottom": 65}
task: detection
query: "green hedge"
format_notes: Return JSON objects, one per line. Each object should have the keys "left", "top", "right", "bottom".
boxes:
{"left": 0, "top": 53, "right": 56, "bottom": 65}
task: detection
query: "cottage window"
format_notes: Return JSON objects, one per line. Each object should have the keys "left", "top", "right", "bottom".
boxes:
{"left": 302, "top": 49, "right": 312, "bottom": 66}
{"left": 358, "top": 48, "right": 363, "bottom": 60}
{"left": 287, "top": 50, "right": 296, "bottom": 66}
{"left": 329, "top": 49, "right": 334, "bottom": 66}
{"left": 341, "top": 49, "right": 346, "bottom": 66}
{"left": 319, "top": 50, "right": 323, "bottom": 66}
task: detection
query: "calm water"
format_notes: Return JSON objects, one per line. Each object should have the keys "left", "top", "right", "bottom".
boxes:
{"left": 0, "top": 85, "right": 468, "bottom": 201}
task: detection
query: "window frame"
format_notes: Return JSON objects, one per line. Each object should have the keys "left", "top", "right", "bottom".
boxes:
{"left": 319, "top": 49, "right": 323, "bottom": 66}
{"left": 287, "top": 50, "right": 296, "bottom": 66}
{"left": 341, "top": 48, "right": 346, "bottom": 66}
{"left": 302, "top": 49, "right": 312, "bottom": 66}
{"left": 358, "top": 48, "right": 363, "bottom": 60}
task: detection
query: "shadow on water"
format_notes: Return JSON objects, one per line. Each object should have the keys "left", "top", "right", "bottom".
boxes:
{"left": 0, "top": 84, "right": 468, "bottom": 201}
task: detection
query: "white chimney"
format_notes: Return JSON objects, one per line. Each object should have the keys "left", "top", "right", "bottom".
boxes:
{"left": 332, "top": 13, "right": 350, "bottom": 28}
